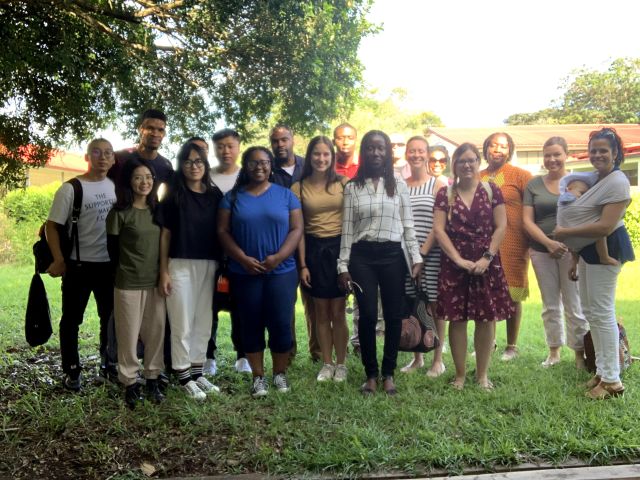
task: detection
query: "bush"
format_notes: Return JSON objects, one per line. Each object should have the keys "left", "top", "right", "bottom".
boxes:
{"left": 3, "top": 182, "right": 60, "bottom": 223}
{"left": 625, "top": 190, "right": 640, "bottom": 248}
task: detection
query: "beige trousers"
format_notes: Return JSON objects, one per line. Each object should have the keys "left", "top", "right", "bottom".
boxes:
{"left": 114, "top": 287, "right": 166, "bottom": 386}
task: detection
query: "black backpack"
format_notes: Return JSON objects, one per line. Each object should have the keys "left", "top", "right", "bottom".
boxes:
{"left": 33, "top": 178, "right": 83, "bottom": 273}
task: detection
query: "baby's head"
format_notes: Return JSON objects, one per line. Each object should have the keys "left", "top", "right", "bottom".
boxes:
{"left": 566, "top": 179, "right": 589, "bottom": 198}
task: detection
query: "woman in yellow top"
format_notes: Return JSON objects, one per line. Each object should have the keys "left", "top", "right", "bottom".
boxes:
{"left": 292, "top": 136, "right": 349, "bottom": 383}
{"left": 480, "top": 132, "right": 532, "bottom": 361}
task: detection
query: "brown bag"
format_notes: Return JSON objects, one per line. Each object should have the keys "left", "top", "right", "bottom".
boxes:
{"left": 399, "top": 287, "right": 439, "bottom": 353}
{"left": 583, "top": 322, "right": 633, "bottom": 374}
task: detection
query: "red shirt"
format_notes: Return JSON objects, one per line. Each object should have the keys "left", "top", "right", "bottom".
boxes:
{"left": 335, "top": 161, "right": 358, "bottom": 178}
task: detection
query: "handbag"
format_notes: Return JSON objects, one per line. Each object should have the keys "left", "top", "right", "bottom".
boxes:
{"left": 25, "top": 272, "right": 53, "bottom": 347}
{"left": 213, "top": 257, "right": 232, "bottom": 312}
{"left": 399, "top": 283, "right": 440, "bottom": 353}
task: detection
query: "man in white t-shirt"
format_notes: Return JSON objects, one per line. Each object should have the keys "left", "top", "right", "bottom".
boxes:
{"left": 46, "top": 138, "right": 117, "bottom": 391}
{"left": 210, "top": 128, "right": 241, "bottom": 194}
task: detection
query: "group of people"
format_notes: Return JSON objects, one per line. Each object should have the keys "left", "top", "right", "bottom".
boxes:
{"left": 44, "top": 107, "right": 634, "bottom": 405}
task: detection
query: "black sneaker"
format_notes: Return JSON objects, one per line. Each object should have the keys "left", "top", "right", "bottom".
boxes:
{"left": 124, "top": 383, "right": 144, "bottom": 410}
{"left": 97, "top": 365, "right": 119, "bottom": 385}
{"left": 157, "top": 372, "right": 170, "bottom": 393}
{"left": 146, "top": 379, "right": 166, "bottom": 404}
{"left": 63, "top": 374, "right": 82, "bottom": 392}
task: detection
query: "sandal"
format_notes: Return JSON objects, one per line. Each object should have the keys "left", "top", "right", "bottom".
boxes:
{"left": 585, "top": 381, "right": 624, "bottom": 400}
{"left": 500, "top": 345, "right": 518, "bottom": 362}
{"left": 381, "top": 376, "right": 397, "bottom": 396}
{"left": 476, "top": 379, "right": 494, "bottom": 391}
{"left": 449, "top": 379, "right": 465, "bottom": 391}
{"left": 426, "top": 362, "right": 446, "bottom": 378}
{"left": 360, "top": 378, "right": 377, "bottom": 396}
{"left": 584, "top": 375, "right": 601, "bottom": 389}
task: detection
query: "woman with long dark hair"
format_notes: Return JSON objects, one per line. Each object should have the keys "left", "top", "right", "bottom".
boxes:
{"left": 554, "top": 128, "right": 634, "bottom": 399}
{"left": 217, "top": 146, "right": 303, "bottom": 397}
{"left": 157, "top": 142, "right": 223, "bottom": 400}
{"left": 292, "top": 136, "right": 349, "bottom": 382}
{"left": 337, "top": 130, "right": 422, "bottom": 396}
{"left": 107, "top": 158, "right": 166, "bottom": 408}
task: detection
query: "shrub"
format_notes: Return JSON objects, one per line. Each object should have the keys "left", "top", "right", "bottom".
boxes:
{"left": 3, "top": 182, "right": 60, "bottom": 223}
{"left": 625, "top": 190, "right": 640, "bottom": 248}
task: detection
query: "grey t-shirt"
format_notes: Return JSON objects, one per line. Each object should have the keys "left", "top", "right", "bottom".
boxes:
{"left": 523, "top": 176, "right": 559, "bottom": 252}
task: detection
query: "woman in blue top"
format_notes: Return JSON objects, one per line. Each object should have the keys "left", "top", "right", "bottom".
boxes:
{"left": 217, "top": 146, "right": 303, "bottom": 398}
{"left": 554, "top": 128, "right": 634, "bottom": 399}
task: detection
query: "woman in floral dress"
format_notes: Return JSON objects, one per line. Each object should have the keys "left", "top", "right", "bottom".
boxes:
{"left": 433, "top": 143, "right": 513, "bottom": 390}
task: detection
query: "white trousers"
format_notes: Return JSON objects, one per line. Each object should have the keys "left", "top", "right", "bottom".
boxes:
{"left": 529, "top": 249, "right": 588, "bottom": 350}
{"left": 166, "top": 258, "right": 217, "bottom": 371}
{"left": 578, "top": 258, "right": 622, "bottom": 383}
{"left": 114, "top": 287, "right": 166, "bottom": 386}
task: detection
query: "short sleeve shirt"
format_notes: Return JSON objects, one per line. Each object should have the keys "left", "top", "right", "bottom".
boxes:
{"left": 220, "top": 184, "right": 301, "bottom": 275}
{"left": 291, "top": 177, "right": 347, "bottom": 238}
{"left": 47, "top": 178, "right": 116, "bottom": 262}
{"left": 106, "top": 207, "right": 160, "bottom": 289}
{"left": 523, "top": 176, "right": 560, "bottom": 252}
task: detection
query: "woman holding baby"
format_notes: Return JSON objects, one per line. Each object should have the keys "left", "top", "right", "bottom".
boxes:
{"left": 522, "top": 137, "right": 589, "bottom": 370}
{"left": 553, "top": 128, "right": 634, "bottom": 399}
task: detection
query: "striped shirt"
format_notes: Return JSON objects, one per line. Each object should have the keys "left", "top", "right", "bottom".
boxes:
{"left": 338, "top": 177, "right": 421, "bottom": 274}
{"left": 404, "top": 177, "right": 441, "bottom": 300}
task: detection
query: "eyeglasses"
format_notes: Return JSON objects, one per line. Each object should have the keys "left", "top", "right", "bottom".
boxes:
{"left": 132, "top": 174, "right": 154, "bottom": 183}
{"left": 184, "top": 159, "right": 204, "bottom": 168}
{"left": 247, "top": 159, "right": 271, "bottom": 169}
{"left": 90, "top": 149, "right": 114, "bottom": 158}
{"left": 456, "top": 159, "right": 477, "bottom": 166}
{"left": 428, "top": 157, "right": 447, "bottom": 164}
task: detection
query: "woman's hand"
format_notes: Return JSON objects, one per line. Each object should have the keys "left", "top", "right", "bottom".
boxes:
{"left": 241, "top": 255, "right": 266, "bottom": 275}
{"left": 159, "top": 271, "right": 172, "bottom": 297}
{"left": 546, "top": 239, "right": 568, "bottom": 259}
{"left": 411, "top": 262, "right": 423, "bottom": 280}
{"left": 455, "top": 257, "right": 476, "bottom": 273}
{"left": 470, "top": 257, "right": 491, "bottom": 275}
{"left": 338, "top": 272, "right": 352, "bottom": 293}
{"left": 299, "top": 266, "right": 311, "bottom": 288}
{"left": 261, "top": 254, "right": 281, "bottom": 273}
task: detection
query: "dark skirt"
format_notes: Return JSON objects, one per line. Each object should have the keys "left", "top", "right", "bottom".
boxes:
{"left": 305, "top": 234, "right": 343, "bottom": 299}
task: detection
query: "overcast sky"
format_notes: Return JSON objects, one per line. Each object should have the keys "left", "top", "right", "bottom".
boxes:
{"left": 358, "top": 0, "right": 640, "bottom": 127}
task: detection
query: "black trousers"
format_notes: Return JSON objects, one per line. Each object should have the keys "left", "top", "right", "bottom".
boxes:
{"left": 60, "top": 261, "right": 113, "bottom": 377}
{"left": 206, "top": 304, "right": 245, "bottom": 361}
{"left": 349, "top": 241, "right": 407, "bottom": 379}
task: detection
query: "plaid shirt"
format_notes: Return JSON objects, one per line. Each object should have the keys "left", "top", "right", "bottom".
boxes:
{"left": 338, "top": 177, "right": 421, "bottom": 274}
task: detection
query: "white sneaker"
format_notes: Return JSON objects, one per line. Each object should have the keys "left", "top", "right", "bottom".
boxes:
{"left": 235, "top": 357, "right": 252, "bottom": 373}
{"left": 333, "top": 364, "right": 348, "bottom": 382}
{"left": 251, "top": 376, "right": 268, "bottom": 397}
{"left": 203, "top": 359, "right": 217, "bottom": 376}
{"left": 182, "top": 380, "right": 206, "bottom": 401}
{"left": 195, "top": 376, "right": 220, "bottom": 394}
{"left": 316, "top": 364, "right": 335, "bottom": 382}
{"left": 273, "top": 373, "right": 290, "bottom": 393}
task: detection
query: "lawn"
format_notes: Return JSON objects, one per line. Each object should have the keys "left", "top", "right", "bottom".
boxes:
{"left": 0, "top": 260, "right": 639, "bottom": 479}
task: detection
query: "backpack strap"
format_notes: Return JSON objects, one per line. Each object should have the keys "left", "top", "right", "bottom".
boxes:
{"left": 67, "top": 178, "right": 83, "bottom": 264}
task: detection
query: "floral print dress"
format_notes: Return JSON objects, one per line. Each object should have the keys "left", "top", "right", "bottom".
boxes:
{"left": 434, "top": 182, "right": 514, "bottom": 322}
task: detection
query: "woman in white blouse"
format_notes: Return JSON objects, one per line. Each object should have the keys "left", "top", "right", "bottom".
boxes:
{"left": 338, "top": 130, "right": 422, "bottom": 396}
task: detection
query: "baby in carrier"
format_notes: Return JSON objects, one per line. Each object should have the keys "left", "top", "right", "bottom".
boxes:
{"left": 558, "top": 172, "right": 618, "bottom": 267}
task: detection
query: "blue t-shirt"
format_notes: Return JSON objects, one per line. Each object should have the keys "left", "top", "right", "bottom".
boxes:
{"left": 220, "top": 184, "right": 301, "bottom": 275}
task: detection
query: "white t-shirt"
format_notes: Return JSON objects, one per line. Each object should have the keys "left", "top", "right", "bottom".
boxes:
{"left": 211, "top": 169, "right": 240, "bottom": 194}
{"left": 282, "top": 164, "right": 296, "bottom": 176}
{"left": 48, "top": 177, "right": 116, "bottom": 262}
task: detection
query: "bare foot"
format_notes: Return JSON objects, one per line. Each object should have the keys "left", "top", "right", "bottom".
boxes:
{"left": 476, "top": 378, "right": 494, "bottom": 390}
{"left": 426, "top": 361, "right": 446, "bottom": 378}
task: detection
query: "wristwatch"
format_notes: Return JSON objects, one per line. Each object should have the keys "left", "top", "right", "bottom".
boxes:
{"left": 482, "top": 250, "right": 495, "bottom": 261}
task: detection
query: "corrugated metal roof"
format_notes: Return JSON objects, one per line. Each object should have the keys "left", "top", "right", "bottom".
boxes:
{"left": 427, "top": 124, "right": 640, "bottom": 150}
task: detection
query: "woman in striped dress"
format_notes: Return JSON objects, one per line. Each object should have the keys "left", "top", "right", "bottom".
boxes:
{"left": 400, "top": 136, "right": 447, "bottom": 377}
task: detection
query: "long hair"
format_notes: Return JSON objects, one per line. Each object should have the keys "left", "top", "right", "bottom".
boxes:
{"left": 169, "top": 141, "right": 215, "bottom": 206}
{"left": 230, "top": 146, "right": 275, "bottom": 195}
{"left": 482, "top": 132, "right": 515, "bottom": 163}
{"left": 301, "top": 135, "right": 342, "bottom": 193}
{"left": 352, "top": 130, "right": 396, "bottom": 197}
{"left": 589, "top": 127, "right": 624, "bottom": 167}
{"left": 114, "top": 158, "right": 159, "bottom": 211}
{"left": 448, "top": 143, "right": 481, "bottom": 220}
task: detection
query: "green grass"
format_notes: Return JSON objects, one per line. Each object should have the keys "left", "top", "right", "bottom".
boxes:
{"left": 1, "top": 260, "right": 639, "bottom": 479}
